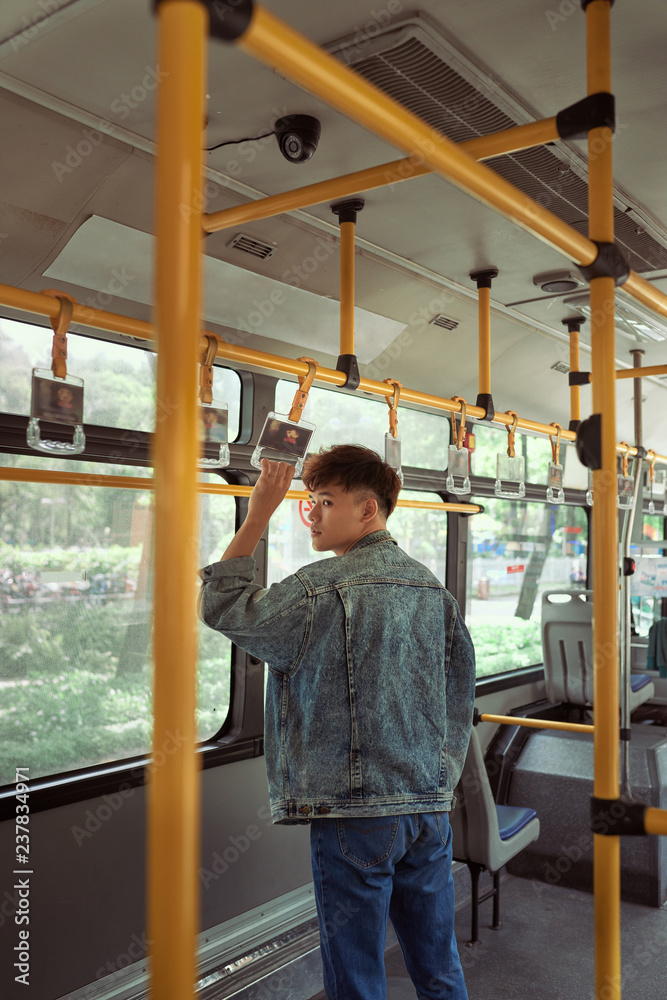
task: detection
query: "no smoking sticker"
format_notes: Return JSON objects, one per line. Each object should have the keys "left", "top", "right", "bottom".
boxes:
{"left": 299, "top": 499, "right": 314, "bottom": 527}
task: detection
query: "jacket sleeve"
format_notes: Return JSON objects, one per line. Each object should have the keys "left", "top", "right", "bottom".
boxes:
{"left": 444, "top": 603, "right": 476, "bottom": 790}
{"left": 198, "top": 556, "right": 309, "bottom": 672}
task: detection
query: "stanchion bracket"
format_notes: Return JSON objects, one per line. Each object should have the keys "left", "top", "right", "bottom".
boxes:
{"left": 336, "top": 353, "right": 360, "bottom": 390}
{"left": 556, "top": 92, "right": 615, "bottom": 141}
{"left": 569, "top": 371, "right": 591, "bottom": 386}
{"left": 331, "top": 199, "right": 365, "bottom": 224}
{"left": 475, "top": 392, "right": 495, "bottom": 422}
{"left": 568, "top": 419, "right": 581, "bottom": 433}
{"left": 575, "top": 414, "right": 602, "bottom": 470}
{"left": 590, "top": 796, "right": 647, "bottom": 837}
{"left": 577, "top": 241, "right": 630, "bottom": 286}
{"left": 458, "top": 503, "right": 484, "bottom": 518}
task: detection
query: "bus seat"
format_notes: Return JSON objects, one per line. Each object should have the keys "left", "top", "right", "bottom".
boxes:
{"left": 542, "top": 591, "right": 654, "bottom": 711}
{"left": 647, "top": 619, "right": 667, "bottom": 677}
{"left": 450, "top": 726, "right": 540, "bottom": 944}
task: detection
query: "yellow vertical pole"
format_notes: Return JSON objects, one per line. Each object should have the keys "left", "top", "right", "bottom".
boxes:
{"left": 563, "top": 317, "right": 583, "bottom": 429}
{"left": 570, "top": 326, "right": 581, "bottom": 425}
{"left": 478, "top": 285, "right": 491, "bottom": 396}
{"left": 149, "top": 3, "right": 206, "bottom": 999}
{"left": 331, "top": 199, "right": 364, "bottom": 359}
{"left": 586, "top": 3, "right": 621, "bottom": 999}
{"left": 340, "top": 220, "right": 355, "bottom": 356}
{"left": 470, "top": 269, "right": 498, "bottom": 408}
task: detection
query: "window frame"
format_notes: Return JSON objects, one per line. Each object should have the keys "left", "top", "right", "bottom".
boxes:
{"left": 0, "top": 362, "right": 598, "bottom": 815}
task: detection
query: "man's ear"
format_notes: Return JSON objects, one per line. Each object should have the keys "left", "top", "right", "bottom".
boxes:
{"left": 361, "top": 497, "right": 379, "bottom": 522}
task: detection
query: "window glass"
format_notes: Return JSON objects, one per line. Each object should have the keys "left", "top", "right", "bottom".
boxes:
{"left": 0, "top": 459, "right": 235, "bottom": 786}
{"left": 466, "top": 500, "right": 588, "bottom": 677}
{"left": 0, "top": 318, "right": 241, "bottom": 440}
{"left": 630, "top": 514, "right": 666, "bottom": 637}
{"left": 275, "top": 381, "right": 448, "bottom": 469}
{"left": 267, "top": 491, "right": 447, "bottom": 586}
{"left": 472, "top": 424, "right": 586, "bottom": 488}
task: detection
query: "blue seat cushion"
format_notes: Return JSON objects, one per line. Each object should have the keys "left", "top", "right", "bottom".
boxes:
{"left": 496, "top": 804, "right": 537, "bottom": 841}
{"left": 630, "top": 674, "right": 652, "bottom": 692}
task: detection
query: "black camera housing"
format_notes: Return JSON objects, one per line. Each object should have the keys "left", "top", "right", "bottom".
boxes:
{"left": 275, "top": 115, "right": 321, "bottom": 163}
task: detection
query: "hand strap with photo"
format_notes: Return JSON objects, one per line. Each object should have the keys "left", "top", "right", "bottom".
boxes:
{"left": 27, "top": 290, "right": 86, "bottom": 455}
{"left": 617, "top": 441, "right": 634, "bottom": 509}
{"left": 495, "top": 411, "right": 525, "bottom": 498}
{"left": 288, "top": 357, "right": 318, "bottom": 422}
{"left": 251, "top": 358, "right": 318, "bottom": 478}
{"left": 198, "top": 335, "right": 229, "bottom": 469}
{"left": 446, "top": 396, "right": 471, "bottom": 495}
{"left": 546, "top": 422, "right": 564, "bottom": 504}
{"left": 647, "top": 450, "right": 658, "bottom": 514}
{"left": 199, "top": 334, "right": 218, "bottom": 406}
{"left": 383, "top": 378, "right": 404, "bottom": 485}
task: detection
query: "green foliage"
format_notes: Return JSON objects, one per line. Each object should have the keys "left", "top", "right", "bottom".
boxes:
{"left": 0, "top": 540, "right": 142, "bottom": 577}
{"left": 468, "top": 621, "right": 543, "bottom": 677}
{"left": 0, "top": 655, "right": 232, "bottom": 787}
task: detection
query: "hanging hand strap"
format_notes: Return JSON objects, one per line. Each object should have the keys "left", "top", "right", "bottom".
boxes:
{"left": 505, "top": 411, "right": 519, "bottom": 458}
{"left": 288, "top": 357, "right": 317, "bottom": 422}
{"left": 383, "top": 378, "right": 402, "bottom": 438}
{"left": 549, "top": 422, "right": 562, "bottom": 466}
{"left": 199, "top": 335, "right": 219, "bottom": 404}
{"left": 619, "top": 441, "right": 630, "bottom": 478}
{"left": 41, "top": 289, "right": 76, "bottom": 380}
{"left": 647, "top": 449, "right": 656, "bottom": 484}
{"left": 451, "top": 397, "right": 467, "bottom": 450}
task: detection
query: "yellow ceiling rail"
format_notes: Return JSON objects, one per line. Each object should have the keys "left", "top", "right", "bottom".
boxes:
{"left": 478, "top": 713, "right": 595, "bottom": 735}
{"left": 584, "top": 364, "right": 667, "bottom": 382}
{"left": 0, "top": 466, "right": 481, "bottom": 513}
{"left": 202, "top": 117, "right": 559, "bottom": 234}
{"left": 230, "top": 3, "right": 667, "bottom": 325}
{"left": 645, "top": 808, "right": 667, "bottom": 837}
{"left": 3, "top": 281, "right": 667, "bottom": 466}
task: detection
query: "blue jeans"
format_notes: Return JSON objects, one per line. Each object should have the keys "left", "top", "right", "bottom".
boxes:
{"left": 310, "top": 813, "right": 468, "bottom": 1000}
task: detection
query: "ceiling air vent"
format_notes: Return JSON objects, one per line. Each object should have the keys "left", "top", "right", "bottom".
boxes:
{"left": 430, "top": 314, "right": 459, "bottom": 331}
{"left": 551, "top": 361, "right": 571, "bottom": 374}
{"left": 325, "top": 17, "right": 667, "bottom": 274}
{"left": 228, "top": 233, "right": 276, "bottom": 260}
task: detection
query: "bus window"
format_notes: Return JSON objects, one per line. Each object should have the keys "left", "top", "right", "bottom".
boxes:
{"left": 0, "top": 317, "right": 241, "bottom": 440}
{"left": 0, "top": 461, "right": 235, "bottom": 786}
{"left": 630, "top": 514, "right": 666, "bottom": 637}
{"left": 275, "top": 381, "right": 448, "bottom": 469}
{"left": 465, "top": 499, "right": 588, "bottom": 678}
{"left": 267, "top": 491, "right": 447, "bottom": 587}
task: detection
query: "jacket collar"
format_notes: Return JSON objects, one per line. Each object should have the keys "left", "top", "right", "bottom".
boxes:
{"left": 348, "top": 529, "right": 397, "bottom": 553}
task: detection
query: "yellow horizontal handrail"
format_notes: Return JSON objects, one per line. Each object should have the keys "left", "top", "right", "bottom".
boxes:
{"left": 203, "top": 118, "right": 559, "bottom": 233}
{"left": 645, "top": 807, "right": 667, "bottom": 836}
{"left": 583, "top": 364, "right": 667, "bottom": 382}
{"left": 479, "top": 713, "right": 595, "bottom": 734}
{"left": 2, "top": 282, "right": 666, "bottom": 467}
{"left": 0, "top": 466, "right": 481, "bottom": 513}
{"left": 235, "top": 5, "right": 667, "bottom": 325}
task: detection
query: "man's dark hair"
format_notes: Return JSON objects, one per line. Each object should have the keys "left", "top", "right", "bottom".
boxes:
{"left": 302, "top": 445, "right": 401, "bottom": 518}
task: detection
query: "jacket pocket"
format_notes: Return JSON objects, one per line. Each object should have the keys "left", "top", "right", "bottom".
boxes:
{"left": 336, "top": 816, "right": 400, "bottom": 869}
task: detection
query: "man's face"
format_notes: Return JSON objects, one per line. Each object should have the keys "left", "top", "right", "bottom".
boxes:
{"left": 307, "top": 482, "right": 373, "bottom": 556}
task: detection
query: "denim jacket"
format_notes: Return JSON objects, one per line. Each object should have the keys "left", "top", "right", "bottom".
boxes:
{"left": 199, "top": 530, "right": 475, "bottom": 824}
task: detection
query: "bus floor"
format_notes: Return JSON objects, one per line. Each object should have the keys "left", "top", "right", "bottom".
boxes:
{"left": 309, "top": 873, "right": 667, "bottom": 1000}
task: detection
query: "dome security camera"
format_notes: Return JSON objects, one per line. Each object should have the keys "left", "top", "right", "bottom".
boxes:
{"left": 275, "top": 115, "right": 321, "bottom": 163}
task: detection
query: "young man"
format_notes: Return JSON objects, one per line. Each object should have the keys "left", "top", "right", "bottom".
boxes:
{"left": 199, "top": 445, "right": 475, "bottom": 1000}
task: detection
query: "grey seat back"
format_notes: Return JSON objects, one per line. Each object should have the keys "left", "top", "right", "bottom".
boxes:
{"left": 450, "top": 727, "right": 502, "bottom": 872}
{"left": 541, "top": 590, "right": 595, "bottom": 705}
